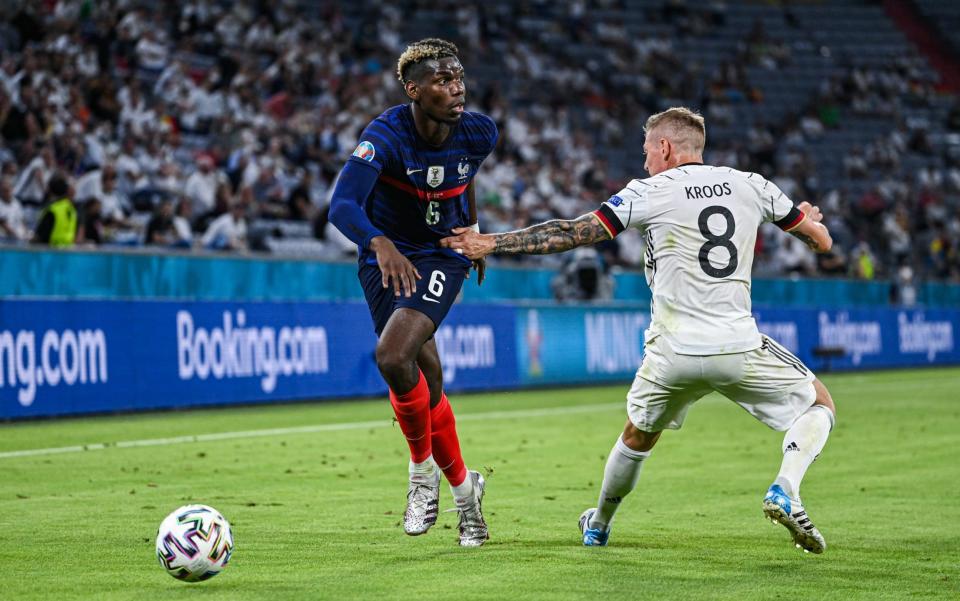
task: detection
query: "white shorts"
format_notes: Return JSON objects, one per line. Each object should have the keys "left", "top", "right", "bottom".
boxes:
{"left": 627, "top": 335, "right": 816, "bottom": 432}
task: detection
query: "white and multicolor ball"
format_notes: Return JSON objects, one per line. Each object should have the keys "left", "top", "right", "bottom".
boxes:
{"left": 156, "top": 504, "right": 234, "bottom": 582}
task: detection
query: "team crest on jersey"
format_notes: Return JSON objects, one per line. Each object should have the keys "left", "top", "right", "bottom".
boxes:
{"left": 457, "top": 159, "right": 471, "bottom": 180}
{"left": 427, "top": 165, "right": 445, "bottom": 188}
{"left": 352, "top": 141, "right": 376, "bottom": 162}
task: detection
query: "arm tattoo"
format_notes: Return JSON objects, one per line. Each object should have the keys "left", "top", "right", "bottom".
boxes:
{"left": 789, "top": 229, "right": 819, "bottom": 251}
{"left": 493, "top": 214, "right": 611, "bottom": 255}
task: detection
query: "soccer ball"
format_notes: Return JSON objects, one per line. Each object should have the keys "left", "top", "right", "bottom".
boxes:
{"left": 156, "top": 504, "right": 234, "bottom": 582}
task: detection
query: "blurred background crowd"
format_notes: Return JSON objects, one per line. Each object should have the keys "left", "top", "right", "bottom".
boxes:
{"left": 2, "top": 0, "right": 960, "bottom": 300}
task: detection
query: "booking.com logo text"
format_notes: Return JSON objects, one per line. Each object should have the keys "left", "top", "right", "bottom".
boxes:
{"left": 0, "top": 329, "right": 109, "bottom": 406}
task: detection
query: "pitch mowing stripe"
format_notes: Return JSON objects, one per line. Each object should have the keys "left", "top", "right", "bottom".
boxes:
{"left": 0, "top": 402, "right": 622, "bottom": 460}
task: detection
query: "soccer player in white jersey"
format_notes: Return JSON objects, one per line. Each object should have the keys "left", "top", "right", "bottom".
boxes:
{"left": 440, "top": 107, "right": 837, "bottom": 554}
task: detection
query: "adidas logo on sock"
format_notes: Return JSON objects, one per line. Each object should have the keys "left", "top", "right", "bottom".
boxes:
{"left": 605, "top": 496, "right": 622, "bottom": 504}
{"left": 785, "top": 441, "right": 800, "bottom": 452}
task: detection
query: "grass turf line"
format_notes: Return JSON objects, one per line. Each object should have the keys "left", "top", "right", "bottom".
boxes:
{"left": 0, "top": 368, "right": 958, "bottom": 600}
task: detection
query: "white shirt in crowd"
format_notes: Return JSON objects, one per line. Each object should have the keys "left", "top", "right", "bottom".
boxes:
{"left": 13, "top": 156, "right": 52, "bottom": 203}
{"left": 598, "top": 164, "right": 805, "bottom": 355}
{"left": 75, "top": 169, "right": 125, "bottom": 221}
{"left": 135, "top": 36, "right": 169, "bottom": 71}
{"left": 184, "top": 169, "right": 219, "bottom": 214}
{"left": 0, "top": 195, "right": 27, "bottom": 240}
{"left": 173, "top": 215, "right": 193, "bottom": 245}
{"left": 201, "top": 212, "right": 247, "bottom": 249}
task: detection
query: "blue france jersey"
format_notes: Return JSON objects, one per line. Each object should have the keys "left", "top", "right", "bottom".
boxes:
{"left": 347, "top": 104, "right": 498, "bottom": 265}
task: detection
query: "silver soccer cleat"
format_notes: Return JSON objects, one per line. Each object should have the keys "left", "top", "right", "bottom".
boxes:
{"left": 452, "top": 470, "right": 489, "bottom": 547}
{"left": 762, "top": 484, "right": 826, "bottom": 554}
{"left": 403, "top": 470, "right": 440, "bottom": 536}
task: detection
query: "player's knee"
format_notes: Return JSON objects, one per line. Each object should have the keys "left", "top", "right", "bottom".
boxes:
{"left": 812, "top": 378, "right": 836, "bottom": 419}
{"left": 375, "top": 345, "right": 413, "bottom": 384}
{"left": 621, "top": 420, "right": 661, "bottom": 452}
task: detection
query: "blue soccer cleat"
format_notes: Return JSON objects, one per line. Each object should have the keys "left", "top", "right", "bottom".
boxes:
{"left": 578, "top": 508, "right": 610, "bottom": 546}
{"left": 762, "top": 484, "right": 826, "bottom": 554}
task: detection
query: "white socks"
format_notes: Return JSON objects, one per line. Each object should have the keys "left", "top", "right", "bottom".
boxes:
{"left": 591, "top": 437, "right": 650, "bottom": 530}
{"left": 409, "top": 456, "right": 438, "bottom": 481}
{"left": 450, "top": 476, "right": 474, "bottom": 504}
{"left": 774, "top": 404, "right": 835, "bottom": 500}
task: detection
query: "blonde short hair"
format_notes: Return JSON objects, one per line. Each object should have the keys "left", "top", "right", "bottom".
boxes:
{"left": 396, "top": 38, "right": 459, "bottom": 83}
{"left": 644, "top": 107, "right": 706, "bottom": 154}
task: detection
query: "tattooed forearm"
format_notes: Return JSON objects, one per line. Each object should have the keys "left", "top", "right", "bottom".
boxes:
{"left": 493, "top": 214, "right": 611, "bottom": 255}
{"left": 790, "top": 230, "right": 820, "bottom": 251}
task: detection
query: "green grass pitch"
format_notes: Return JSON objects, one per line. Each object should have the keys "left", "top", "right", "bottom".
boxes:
{"left": 1, "top": 368, "right": 958, "bottom": 600}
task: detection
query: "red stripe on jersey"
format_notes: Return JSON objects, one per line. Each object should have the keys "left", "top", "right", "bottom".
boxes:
{"left": 379, "top": 174, "right": 469, "bottom": 201}
{"left": 593, "top": 209, "right": 618, "bottom": 238}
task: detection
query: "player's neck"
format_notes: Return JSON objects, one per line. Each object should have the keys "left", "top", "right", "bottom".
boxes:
{"left": 410, "top": 103, "right": 453, "bottom": 147}
{"left": 672, "top": 155, "right": 703, "bottom": 168}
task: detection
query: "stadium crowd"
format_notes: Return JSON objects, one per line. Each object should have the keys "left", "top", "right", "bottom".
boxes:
{"left": 1, "top": 0, "right": 958, "bottom": 288}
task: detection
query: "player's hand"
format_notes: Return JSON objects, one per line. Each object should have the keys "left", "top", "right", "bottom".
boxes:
{"left": 370, "top": 236, "right": 421, "bottom": 297}
{"left": 465, "top": 257, "right": 486, "bottom": 286}
{"left": 797, "top": 201, "right": 823, "bottom": 223}
{"left": 440, "top": 228, "right": 495, "bottom": 260}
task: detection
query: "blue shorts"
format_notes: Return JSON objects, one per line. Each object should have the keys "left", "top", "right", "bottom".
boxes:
{"left": 359, "top": 255, "right": 468, "bottom": 336}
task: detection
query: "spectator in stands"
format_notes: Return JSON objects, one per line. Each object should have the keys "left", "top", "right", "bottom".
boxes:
{"left": 852, "top": 241, "right": 877, "bottom": 280}
{"left": 928, "top": 223, "right": 956, "bottom": 280}
{"left": 891, "top": 263, "right": 917, "bottom": 306}
{"left": 76, "top": 197, "right": 104, "bottom": 245}
{"left": 775, "top": 234, "right": 817, "bottom": 277}
{"left": 0, "top": 176, "right": 28, "bottom": 241}
{"left": 171, "top": 198, "right": 194, "bottom": 248}
{"left": 843, "top": 147, "right": 868, "bottom": 179}
{"left": 32, "top": 172, "right": 76, "bottom": 247}
{"left": 184, "top": 154, "right": 220, "bottom": 216}
{"left": 201, "top": 198, "right": 248, "bottom": 251}
{"left": 0, "top": 79, "right": 42, "bottom": 150}
{"left": 14, "top": 142, "right": 55, "bottom": 205}
{"left": 816, "top": 243, "right": 848, "bottom": 276}
{"left": 145, "top": 198, "right": 177, "bottom": 247}
{"left": 75, "top": 164, "right": 128, "bottom": 226}
{"left": 287, "top": 169, "right": 318, "bottom": 222}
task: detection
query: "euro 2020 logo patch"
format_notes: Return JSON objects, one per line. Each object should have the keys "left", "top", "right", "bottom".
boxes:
{"left": 353, "top": 141, "right": 376, "bottom": 162}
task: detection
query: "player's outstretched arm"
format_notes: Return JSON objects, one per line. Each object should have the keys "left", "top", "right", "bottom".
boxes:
{"left": 787, "top": 201, "right": 833, "bottom": 253}
{"left": 440, "top": 213, "right": 612, "bottom": 260}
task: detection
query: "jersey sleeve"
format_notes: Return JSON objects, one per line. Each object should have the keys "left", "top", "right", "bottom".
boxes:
{"left": 477, "top": 113, "right": 499, "bottom": 157}
{"left": 593, "top": 179, "right": 651, "bottom": 237}
{"left": 757, "top": 176, "right": 805, "bottom": 231}
{"left": 328, "top": 160, "right": 384, "bottom": 249}
{"left": 347, "top": 119, "right": 400, "bottom": 174}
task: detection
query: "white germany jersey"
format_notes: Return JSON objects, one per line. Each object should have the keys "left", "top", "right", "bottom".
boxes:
{"left": 593, "top": 163, "right": 804, "bottom": 355}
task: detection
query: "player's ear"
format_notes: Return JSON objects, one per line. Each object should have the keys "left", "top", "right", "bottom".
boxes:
{"left": 404, "top": 80, "right": 419, "bottom": 101}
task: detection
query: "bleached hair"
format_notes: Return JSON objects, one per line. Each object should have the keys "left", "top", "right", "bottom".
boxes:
{"left": 644, "top": 107, "right": 706, "bottom": 153}
{"left": 396, "top": 38, "right": 459, "bottom": 83}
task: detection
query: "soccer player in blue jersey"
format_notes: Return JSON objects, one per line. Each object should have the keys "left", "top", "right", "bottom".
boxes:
{"left": 329, "top": 38, "right": 498, "bottom": 547}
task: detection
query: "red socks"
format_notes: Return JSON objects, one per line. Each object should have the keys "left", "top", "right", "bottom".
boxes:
{"left": 430, "top": 393, "right": 467, "bottom": 487}
{"left": 388, "top": 371, "right": 432, "bottom": 463}
{"left": 389, "top": 374, "right": 467, "bottom": 486}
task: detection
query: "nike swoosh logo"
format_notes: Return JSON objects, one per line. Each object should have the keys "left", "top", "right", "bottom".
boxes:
{"left": 421, "top": 295, "right": 441, "bottom": 304}
{"left": 406, "top": 168, "right": 423, "bottom": 175}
